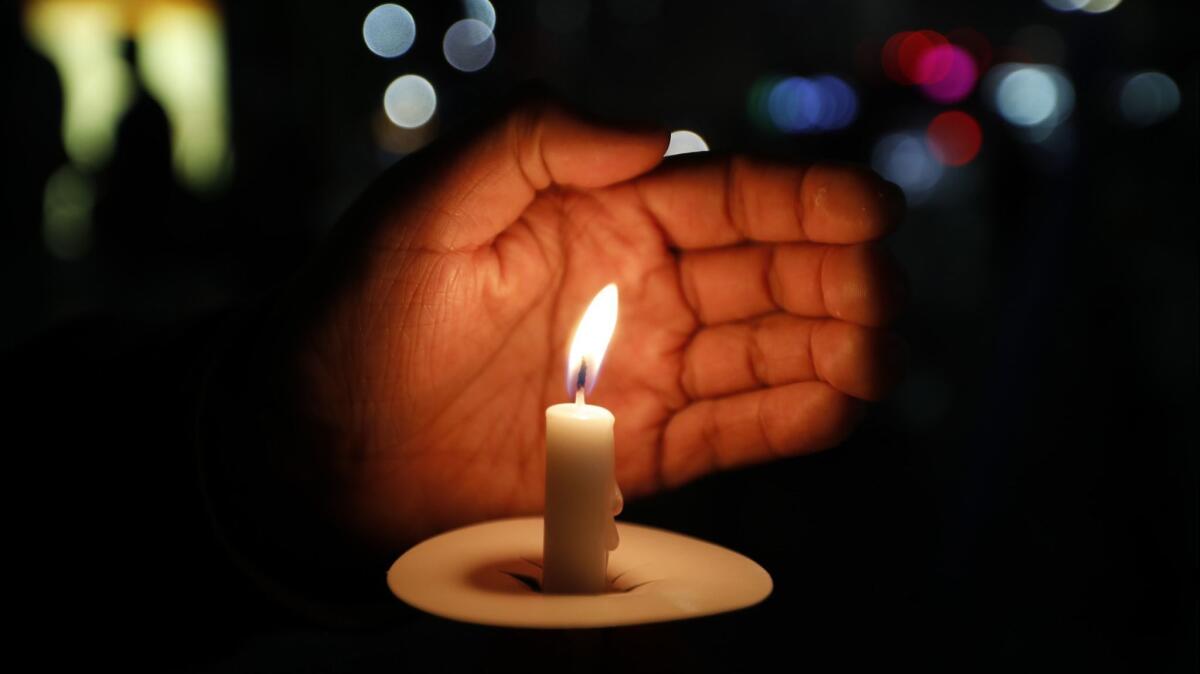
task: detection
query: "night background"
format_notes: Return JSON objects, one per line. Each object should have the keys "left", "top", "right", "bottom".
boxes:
{"left": 4, "top": 0, "right": 1196, "bottom": 672}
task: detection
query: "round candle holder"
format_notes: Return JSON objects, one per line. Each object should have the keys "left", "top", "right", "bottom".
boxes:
{"left": 387, "top": 517, "right": 772, "bottom": 629}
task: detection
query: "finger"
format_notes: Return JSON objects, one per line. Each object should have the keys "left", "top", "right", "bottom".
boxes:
{"left": 678, "top": 242, "right": 908, "bottom": 325}
{"left": 681, "top": 314, "right": 908, "bottom": 401}
{"left": 636, "top": 157, "right": 903, "bottom": 249}
{"left": 660, "top": 382, "right": 862, "bottom": 489}
{"left": 405, "top": 98, "right": 668, "bottom": 250}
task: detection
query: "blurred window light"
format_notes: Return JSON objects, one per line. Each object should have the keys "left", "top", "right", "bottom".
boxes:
{"left": 43, "top": 165, "right": 95, "bottom": 260}
{"left": 664, "top": 130, "right": 709, "bottom": 156}
{"left": 137, "top": 2, "right": 232, "bottom": 193}
{"left": 872, "top": 132, "right": 943, "bottom": 204}
{"left": 917, "top": 44, "right": 978, "bottom": 103}
{"left": 463, "top": 0, "right": 496, "bottom": 31}
{"left": 25, "top": 0, "right": 231, "bottom": 193}
{"left": 1119, "top": 72, "right": 1180, "bottom": 126}
{"left": 384, "top": 74, "right": 437, "bottom": 128}
{"left": 24, "top": 0, "right": 134, "bottom": 169}
{"left": 926, "top": 111, "right": 983, "bottom": 166}
{"left": 443, "top": 18, "right": 496, "bottom": 72}
{"left": 363, "top": 4, "right": 416, "bottom": 58}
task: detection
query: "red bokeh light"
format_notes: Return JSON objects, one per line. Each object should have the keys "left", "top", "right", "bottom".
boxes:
{"left": 881, "top": 31, "right": 912, "bottom": 84}
{"left": 884, "top": 30, "right": 952, "bottom": 86}
{"left": 899, "top": 30, "right": 948, "bottom": 84}
{"left": 926, "top": 111, "right": 982, "bottom": 166}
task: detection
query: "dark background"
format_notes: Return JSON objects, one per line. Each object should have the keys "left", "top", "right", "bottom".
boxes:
{"left": 5, "top": 1, "right": 1196, "bottom": 671}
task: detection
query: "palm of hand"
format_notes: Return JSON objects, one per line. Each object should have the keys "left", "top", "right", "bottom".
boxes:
{"left": 344, "top": 183, "right": 695, "bottom": 544}
{"left": 296, "top": 101, "right": 904, "bottom": 547}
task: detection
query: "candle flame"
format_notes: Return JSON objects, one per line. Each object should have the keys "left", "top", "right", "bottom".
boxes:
{"left": 566, "top": 283, "right": 619, "bottom": 399}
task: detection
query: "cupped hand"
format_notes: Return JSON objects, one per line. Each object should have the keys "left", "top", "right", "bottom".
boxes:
{"left": 271, "top": 97, "right": 907, "bottom": 550}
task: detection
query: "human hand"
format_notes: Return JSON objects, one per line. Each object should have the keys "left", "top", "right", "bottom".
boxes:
{"left": 262, "top": 96, "right": 907, "bottom": 551}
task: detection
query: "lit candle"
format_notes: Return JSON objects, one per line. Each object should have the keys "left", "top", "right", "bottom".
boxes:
{"left": 542, "top": 283, "right": 621, "bottom": 594}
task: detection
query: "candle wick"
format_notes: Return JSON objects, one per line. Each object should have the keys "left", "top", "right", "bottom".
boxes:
{"left": 574, "top": 360, "right": 588, "bottom": 405}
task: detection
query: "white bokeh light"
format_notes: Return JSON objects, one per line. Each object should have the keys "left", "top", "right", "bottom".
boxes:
{"left": 463, "top": 0, "right": 496, "bottom": 31}
{"left": 1081, "top": 0, "right": 1123, "bottom": 13}
{"left": 872, "top": 132, "right": 943, "bottom": 204}
{"left": 664, "top": 130, "right": 709, "bottom": 156}
{"left": 363, "top": 4, "right": 416, "bottom": 58}
{"left": 1119, "top": 72, "right": 1180, "bottom": 126}
{"left": 1042, "top": 0, "right": 1088, "bottom": 11}
{"left": 384, "top": 74, "right": 437, "bottom": 128}
{"left": 996, "top": 67, "right": 1058, "bottom": 126}
{"left": 443, "top": 18, "right": 496, "bottom": 72}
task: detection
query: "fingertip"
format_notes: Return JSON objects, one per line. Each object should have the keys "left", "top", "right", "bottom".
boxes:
{"left": 801, "top": 165, "right": 903, "bottom": 243}
{"left": 823, "top": 243, "right": 909, "bottom": 327}
{"left": 811, "top": 322, "right": 907, "bottom": 401}
{"left": 537, "top": 103, "right": 669, "bottom": 188}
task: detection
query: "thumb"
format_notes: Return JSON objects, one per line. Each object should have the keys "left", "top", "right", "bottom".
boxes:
{"left": 371, "top": 94, "right": 668, "bottom": 252}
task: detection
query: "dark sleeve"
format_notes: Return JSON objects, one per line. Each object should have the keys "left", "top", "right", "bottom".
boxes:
{"left": 13, "top": 307, "right": 407, "bottom": 667}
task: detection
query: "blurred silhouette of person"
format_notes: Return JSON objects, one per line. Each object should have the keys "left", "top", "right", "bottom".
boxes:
{"left": 92, "top": 38, "right": 183, "bottom": 277}
{"left": 1, "top": 6, "right": 65, "bottom": 343}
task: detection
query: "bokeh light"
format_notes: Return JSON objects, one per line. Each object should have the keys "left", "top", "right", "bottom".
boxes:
{"left": 883, "top": 30, "right": 951, "bottom": 85}
{"left": 1081, "top": 0, "right": 1122, "bottom": 13}
{"left": 384, "top": 74, "right": 436, "bottom": 128}
{"left": 1119, "top": 71, "right": 1180, "bottom": 127}
{"left": 1042, "top": 0, "right": 1088, "bottom": 11}
{"left": 917, "top": 44, "right": 978, "bottom": 103}
{"left": 363, "top": 4, "right": 416, "bottom": 58}
{"left": 463, "top": 0, "right": 496, "bottom": 31}
{"left": 1043, "top": 0, "right": 1122, "bottom": 12}
{"left": 443, "top": 18, "right": 496, "bottom": 72}
{"left": 988, "top": 64, "right": 1074, "bottom": 134}
{"left": 664, "top": 130, "right": 709, "bottom": 156}
{"left": 760, "top": 75, "right": 858, "bottom": 133}
{"left": 926, "top": 111, "right": 983, "bottom": 166}
{"left": 42, "top": 165, "right": 95, "bottom": 260}
{"left": 872, "top": 131, "right": 944, "bottom": 203}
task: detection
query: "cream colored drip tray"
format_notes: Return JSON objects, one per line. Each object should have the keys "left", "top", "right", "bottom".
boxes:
{"left": 387, "top": 517, "right": 772, "bottom": 629}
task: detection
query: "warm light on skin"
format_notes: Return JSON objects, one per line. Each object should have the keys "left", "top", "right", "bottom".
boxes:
{"left": 566, "top": 284, "right": 619, "bottom": 399}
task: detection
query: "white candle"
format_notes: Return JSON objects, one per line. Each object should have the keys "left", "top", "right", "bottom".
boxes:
{"left": 542, "top": 284, "right": 621, "bottom": 594}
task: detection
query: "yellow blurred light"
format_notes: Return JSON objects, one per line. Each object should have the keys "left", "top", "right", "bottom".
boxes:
{"left": 136, "top": 2, "right": 232, "bottom": 193}
{"left": 43, "top": 165, "right": 95, "bottom": 260}
{"left": 24, "top": 0, "right": 231, "bottom": 193}
{"left": 24, "top": 0, "right": 133, "bottom": 169}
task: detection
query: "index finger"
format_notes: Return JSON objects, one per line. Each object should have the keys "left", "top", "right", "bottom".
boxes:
{"left": 633, "top": 157, "right": 904, "bottom": 248}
